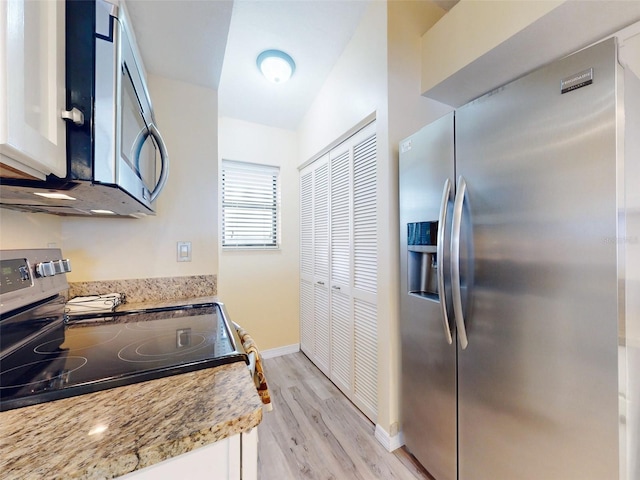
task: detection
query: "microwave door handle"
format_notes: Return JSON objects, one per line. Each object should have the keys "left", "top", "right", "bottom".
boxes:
{"left": 148, "top": 123, "right": 170, "bottom": 202}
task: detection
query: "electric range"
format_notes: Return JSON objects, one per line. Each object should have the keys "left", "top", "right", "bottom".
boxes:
{"left": 0, "top": 249, "right": 247, "bottom": 412}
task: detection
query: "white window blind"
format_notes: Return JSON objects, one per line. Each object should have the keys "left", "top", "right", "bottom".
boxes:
{"left": 221, "top": 160, "right": 280, "bottom": 248}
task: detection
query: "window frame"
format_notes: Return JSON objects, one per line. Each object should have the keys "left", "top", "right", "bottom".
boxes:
{"left": 221, "top": 159, "right": 281, "bottom": 250}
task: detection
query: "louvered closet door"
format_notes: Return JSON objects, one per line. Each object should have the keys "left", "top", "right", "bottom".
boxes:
{"left": 299, "top": 167, "right": 314, "bottom": 356}
{"left": 313, "top": 158, "right": 331, "bottom": 376}
{"left": 351, "top": 126, "right": 378, "bottom": 421}
{"left": 298, "top": 122, "right": 378, "bottom": 423}
{"left": 299, "top": 156, "right": 330, "bottom": 371}
{"left": 330, "top": 147, "right": 353, "bottom": 394}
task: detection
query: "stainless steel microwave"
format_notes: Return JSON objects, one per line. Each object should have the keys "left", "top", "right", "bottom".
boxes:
{"left": 0, "top": 0, "right": 169, "bottom": 217}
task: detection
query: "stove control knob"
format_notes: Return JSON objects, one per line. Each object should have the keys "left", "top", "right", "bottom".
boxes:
{"left": 53, "top": 260, "right": 64, "bottom": 274}
{"left": 35, "top": 261, "right": 56, "bottom": 277}
{"left": 61, "top": 259, "right": 72, "bottom": 272}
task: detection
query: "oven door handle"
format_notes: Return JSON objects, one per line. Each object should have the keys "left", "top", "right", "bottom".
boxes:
{"left": 148, "top": 124, "right": 170, "bottom": 202}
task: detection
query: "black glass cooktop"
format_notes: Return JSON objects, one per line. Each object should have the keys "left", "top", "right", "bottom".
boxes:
{"left": 0, "top": 304, "right": 247, "bottom": 411}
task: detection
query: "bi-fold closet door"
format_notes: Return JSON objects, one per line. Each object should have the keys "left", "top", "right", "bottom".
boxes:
{"left": 299, "top": 121, "right": 378, "bottom": 422}
{"left": 300, "top": 155, "right": 330, "bottom": 374}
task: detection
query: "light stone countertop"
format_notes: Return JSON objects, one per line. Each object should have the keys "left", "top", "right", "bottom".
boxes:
{"left": 0, "top": 362, "right": 263, "bottom": 479}
{"left": 68, "top": 276, "right": 217, "bottom": 304}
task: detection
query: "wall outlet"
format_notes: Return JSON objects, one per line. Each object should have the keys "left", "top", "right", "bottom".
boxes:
{"left": 177, "top": 241, "right": 192, "bottom": 262}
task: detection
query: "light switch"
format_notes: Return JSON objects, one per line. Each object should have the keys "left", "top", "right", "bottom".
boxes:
{"left": 177, "top": 241, "right": 192, "bottom": 262}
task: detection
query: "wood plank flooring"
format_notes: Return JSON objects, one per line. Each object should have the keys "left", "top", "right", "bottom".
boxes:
{"left": 257, "top": 352, "right": 433, "bottom": 480}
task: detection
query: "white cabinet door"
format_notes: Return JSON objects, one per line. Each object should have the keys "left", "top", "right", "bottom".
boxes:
{"left": 241, "top": 428, "right": 259, "bottom": 480}
{"left": 1, "top": 0, "right": 67, "bottom": 180}
{"left": 119, "top": 430, "right": 258, "bottom": 480}
{"left": 119, "top": 435, "right": 240, "bottom": 480}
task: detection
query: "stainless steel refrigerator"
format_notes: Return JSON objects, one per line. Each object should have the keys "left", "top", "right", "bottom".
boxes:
{"left": 399, "top": 37, "right": 639, "bottom": 480}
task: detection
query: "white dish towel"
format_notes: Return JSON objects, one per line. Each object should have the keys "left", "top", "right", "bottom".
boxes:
{"left": 65, "top": 293, "right": 124, "bottom": 314}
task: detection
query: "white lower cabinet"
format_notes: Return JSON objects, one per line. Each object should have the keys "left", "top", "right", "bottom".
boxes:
{"left": 299, "top": 121, "right": 379, "bottom": 422}
{"left": 119, "top": 429, "right": 258, "bottom": 480}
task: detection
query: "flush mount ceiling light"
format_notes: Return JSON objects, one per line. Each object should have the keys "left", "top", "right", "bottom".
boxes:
{"left": 257, "top": 49, "right": 296, "bottom": 84}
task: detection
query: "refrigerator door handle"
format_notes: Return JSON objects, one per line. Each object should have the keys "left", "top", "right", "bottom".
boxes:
{"left": 451, "top": 176, "right": 469, "bottom": 349}
{"left": 437, "top": 178, "right": 454, "bottom": 345}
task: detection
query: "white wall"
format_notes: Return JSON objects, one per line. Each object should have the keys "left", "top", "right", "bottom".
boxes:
{"left": 296, "top": 0, "right": 448, "bottom": 439}
{"left": 218, "top": 117, "right": 300, "bottom": 352}
{"left": 297, "top": 2, "right": 387, "bottom": 165}
{"left": 62, "top": 75, "right": 219, "bottom": 281}
{"left": 385, "top": 0, "right": 451, "bottom": 441}
{"left": 0, "top": 209, "right": 62, "bottom": 249}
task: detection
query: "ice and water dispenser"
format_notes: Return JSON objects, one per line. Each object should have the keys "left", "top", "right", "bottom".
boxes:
{"left": 407, "top": 221, "right": 439, "bottom": 300}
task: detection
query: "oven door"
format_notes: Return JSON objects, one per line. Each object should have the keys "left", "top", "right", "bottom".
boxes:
{"left": 117, "top": 22, "right": 169, "bottom": 208}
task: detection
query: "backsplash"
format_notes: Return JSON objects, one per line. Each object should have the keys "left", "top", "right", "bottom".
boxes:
{"left": 68, "top": 275, "right": 217, "bottom": 303}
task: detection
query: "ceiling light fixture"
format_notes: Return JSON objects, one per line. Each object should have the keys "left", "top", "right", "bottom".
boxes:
{"left": 257, "top": 49, "right": 296, "bottom": 84}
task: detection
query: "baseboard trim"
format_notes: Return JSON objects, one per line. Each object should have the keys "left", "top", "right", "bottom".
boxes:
{"left": 374, "top": 424, "right": 405, "bottom": 452}
{"left": 261, "top": 343, "right": 300, "bottom": 359}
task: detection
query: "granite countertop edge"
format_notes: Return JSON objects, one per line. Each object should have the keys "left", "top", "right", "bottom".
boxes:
{"left": 114, "top": 295, "right": 220, "bottom": 312}
{"left": 0, "top": 296, "right": 262, "bottom": 480}
{"left": 76, "top": 367, "right": 264, "bottom": 479}
{"left": 1, "top": 363, "right": 263, "bottom": 480}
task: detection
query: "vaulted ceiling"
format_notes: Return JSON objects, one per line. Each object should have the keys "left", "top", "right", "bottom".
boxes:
{"left": 126, "top": 0, "right": 456, "bottom": 131}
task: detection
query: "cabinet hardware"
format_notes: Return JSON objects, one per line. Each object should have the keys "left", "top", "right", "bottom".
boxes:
{"left": 61, "top": 107, "right": 85, "bottom": 126}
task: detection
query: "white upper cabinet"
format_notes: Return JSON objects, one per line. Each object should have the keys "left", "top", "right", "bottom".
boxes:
{"left": 1, "top": 0, "right": 67, "bottom": 180}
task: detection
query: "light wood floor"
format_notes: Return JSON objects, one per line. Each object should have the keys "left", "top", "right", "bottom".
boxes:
{"left": 257, "top": 352, "right": 433, "bottom": 480}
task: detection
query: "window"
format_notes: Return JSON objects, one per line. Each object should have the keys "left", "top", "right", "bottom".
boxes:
{"left": 221, "top": 160, "right": 280, "bottom": 248}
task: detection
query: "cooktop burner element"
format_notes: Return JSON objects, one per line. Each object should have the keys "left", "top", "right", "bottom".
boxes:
{"left": 118, "top": 332, "right": 210, "bottom": 362}
{"left": 35, "top": 329, "right": 122, "bottom": 354}
{"left": 0, "top": 304, "right": 247, "bottom": 411}
{"left": 1, "top": 356, "right": 88, "bottom": 390}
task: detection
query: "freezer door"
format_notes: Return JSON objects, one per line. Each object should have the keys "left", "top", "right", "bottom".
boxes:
{"left": 399, "top": 112, "right": 456, "bottom": 480}
{"left": 455, "top": 39, "right": 619, "bottom": 479}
